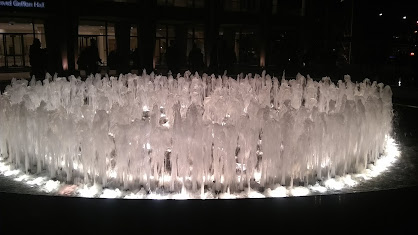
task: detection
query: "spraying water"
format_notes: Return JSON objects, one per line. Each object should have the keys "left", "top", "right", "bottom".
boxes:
{"left": 0, "top": 71, "right": 393, "bottom": 194}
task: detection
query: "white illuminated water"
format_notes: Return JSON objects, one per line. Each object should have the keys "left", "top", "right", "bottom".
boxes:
{"left": 0, "top": 70, "right": 395, "bottom": 199}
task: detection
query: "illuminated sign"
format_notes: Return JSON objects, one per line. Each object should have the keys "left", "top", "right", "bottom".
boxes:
{"left": 0, "top": 0, "right": 45, "bottom": 8}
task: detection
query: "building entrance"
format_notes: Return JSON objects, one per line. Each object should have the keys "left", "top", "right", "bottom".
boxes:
{"left": 0, "top": 19, "right": 46, "bottom": 69}
{"left": 2, "top": 33, "right": 25, "bottom": 67}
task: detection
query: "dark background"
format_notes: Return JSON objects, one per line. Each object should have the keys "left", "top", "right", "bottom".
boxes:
{"left": 0, "top": 0, "right": 417, "bottom": 86}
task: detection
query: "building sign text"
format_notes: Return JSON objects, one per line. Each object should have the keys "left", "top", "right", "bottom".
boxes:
{"left": 0, "top": 0, "right": 45, "bottom": 8}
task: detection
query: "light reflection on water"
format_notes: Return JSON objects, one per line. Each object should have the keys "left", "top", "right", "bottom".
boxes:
{"left": 1, "top": 135, "right": 412, "bottom": 199}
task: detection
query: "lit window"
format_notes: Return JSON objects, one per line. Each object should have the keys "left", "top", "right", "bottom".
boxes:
{"left": 78, "top": 21, "right": 115, "bottom": 68}
{"left": 187, "top": 26, "right": 205, "bottom": 66}
{"left": 238, "top": 29, "right": 260, "bottom": 65}
{"left": 0, "top": 20, "right": 45, "bottom": 68}
{"left": 155, "top": 24, "right": 176, "bottom": 66}
{"left": 130, "top": 25, "right": 139, "bottom": 69}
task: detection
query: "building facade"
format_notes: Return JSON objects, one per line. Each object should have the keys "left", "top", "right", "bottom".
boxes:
{"left": 1, "top": 0, "right": 324, "bottom": 77}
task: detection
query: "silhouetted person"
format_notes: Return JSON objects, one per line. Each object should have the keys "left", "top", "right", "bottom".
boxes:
{"left": 209, "top": 37, "right": 223, "bottom": 74}
{"left": 131, "top": 48, "right": 140, "bottom": 69}
{"left": 107, "top": 50, "right": 118, "bottom": 70}
{"left": 77, "top": 49, "right": 87, "bottom": 71}
{"left": 210, "top": 38, "right": 236, "bottom": 75}
{"left": 188, "top": 43, "right": 204, "bottom": 73}
{"left": 223, "top": 41, "right": 236, "bottom": 73}
{"left": 166, "top": 40, "right": 178, "bottom": 74}
{"left": 78, "top": 39, "right": 102, "bottom": 76}
{"left": 29, "top": 38, "right": 47, "bottom": 79}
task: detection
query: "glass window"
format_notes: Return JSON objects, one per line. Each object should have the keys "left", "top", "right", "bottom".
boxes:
{"left": 269, "top": 30, "right": 298, "bottom": 67}
{"left": 155, "top": 24, "right": 176, "bottom": 66}
{"left": 224, "top": 0, "right": 259, "bottom": 12}
{"left": 78, "top": 21, "right": 115, "bottom": 68}
{"left": 234, "top": 28, "right": 259, "bottom": 65}
{"left": 130, "top": 25, "right": 138, "bottom": 67}
{"left": 0, "top": 19, "right": 45, "bottom": 68}
{"left": 130, "top": 25, "right": 138, "bottom": 37}
{"left": 186, "top": 26, "right": 205, "bottom": 63}
{"left": 130, "top": 26, "right": 138, "bottom": 51}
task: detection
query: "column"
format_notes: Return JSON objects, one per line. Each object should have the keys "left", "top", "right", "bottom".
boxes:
{"left": 44, "top": 16, "right": 64, "bottom": 75}
{"left": 138, "top": 0, "right": 156, "bottom": 73}
{"left": 259, "top": 0, "right": 272, "bottom": 68}
{"left": 138, "top": 21, "right": 156, "bottom": 73}
{"left": 175, "top": 25, "right": 187, "bottom": 69}
{"left": 44, "top": 1, "right": 78, "bottom": 76}
{"left": 204, "top": 0, "right": 220, "bottom": 68}
{"left": 115, "top": 21, "right": 130, "bottom": 74}
{"left": 66, "top": 16, "right": 78, "bottom": 73}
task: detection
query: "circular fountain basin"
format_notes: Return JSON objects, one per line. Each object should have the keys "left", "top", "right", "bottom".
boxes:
{"left": 0, "top": 71, "right": 395, "bottom": 198}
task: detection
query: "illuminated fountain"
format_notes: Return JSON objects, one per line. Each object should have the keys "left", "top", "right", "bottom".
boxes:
{"left": 0, "top": 70, "right": 394, "bottom": 197}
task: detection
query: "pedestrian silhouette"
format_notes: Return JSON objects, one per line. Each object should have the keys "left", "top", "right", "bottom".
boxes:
{"left": 210, "top": 37, "right": 235, "bottom": 75}
{"left": 107, "top": 50, "right": 118, "bottom": 70}
{"left": 77, "top": 48, "right": 87, "bottom": 71}
{"left": 223, "top": 41, "right": 236, "bottom": 73}
{"left": 131, "top": 48, "right": 140, "bottom": 69}
{"left": 209, "top": 37, "right": 222, "bottom": 74}
{"left": 188, "top": 43, "right": 204, "bottom": 73}
{"left": 29, "top": 38, "right": 47, "bottom": 79}
{"left": 166, "top": 40, "right": 178, "bottom": 74}
{"left": 78, "top": 38, "right": 101, "bottom": 76}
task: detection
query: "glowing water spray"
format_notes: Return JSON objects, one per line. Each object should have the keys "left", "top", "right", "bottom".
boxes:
{"left": 0, "top": 70, "right": 393, "bottom": 195}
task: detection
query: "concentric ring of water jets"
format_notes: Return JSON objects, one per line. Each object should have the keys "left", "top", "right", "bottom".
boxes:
{"left": 0, "top": 70, "right": 396, "bottom": 199}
